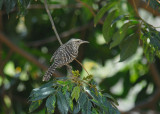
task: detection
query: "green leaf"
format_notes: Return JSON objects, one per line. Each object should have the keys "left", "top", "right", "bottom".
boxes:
{"left": 73, "top": 103, "right": 81, "bottom": 114}
{"left": 64, "top": 91, "right": 74, "bottom": 111}
{"left": 29, "top": 87, "right": 55, "bottom": 101}
{"left": 92, "top": 108, "right": 99, "bottom": 114}
{"left": 110, "top": 22, "right": 133, "bottom": 48}
{"left": 82, "top": 100, "right": 92, "bottom": 114}
{"left": 46, "top": 94, "right": 56, "bottom": 114}
{"left": 72, "top": 70, "right": 80, "bottom": 77}
{"left": 62, "top": 86, "right": 68, "bottom": 94}
{"left": 73, "top": 92, "right": 87, "bottom": 114}
{"left": 119, "top": 33, "right": 139, "bottom": 62}
{"left": 102, "top": 10, "right": 119, "bottom": 43}
{"left": 29, "top": 100, "right": 42, "bottom": 113}
{"left": 40, "top": 80, "right": 57, "bottom": 88}
{"left": 71, "top": 86, "right": 80, "bottom": 102}
{"left": 57, "top": 91, "right": 69, "bottom": 114}
{"left": 94, "top": 2, "right": 116, "bottom": 26}
{"left": 103, "top": 93, "right": 119, "bottom": 106}
{"left": 78, "top": 92, "right": 87, "bottom": 108}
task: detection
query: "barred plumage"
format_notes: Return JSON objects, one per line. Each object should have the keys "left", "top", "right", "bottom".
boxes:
{"left": 43, "top": 38, "right": 89, "bottom": 81}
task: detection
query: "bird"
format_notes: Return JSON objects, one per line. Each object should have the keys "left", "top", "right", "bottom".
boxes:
{"left": 42, "top": 38, "right": 89, "bottom": 81}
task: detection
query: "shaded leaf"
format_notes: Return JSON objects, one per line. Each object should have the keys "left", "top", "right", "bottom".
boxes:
{"left": 102, "top": 10, "right": 119, "bottom": 43}
{"left": 57, "top": 91, "right": 69, "bottom": 114}
{"left": 119, "top": 33, "right": 139, "bottom": 61}
{"left": 82, "top": 100, "right": 92, "bottom": 114}
{"left": 103, "top": 93, "right": 119, "bottom": 106}
{"left": 94, "top": 2, "right": 116, "bottom": 26}
{"left": 29, "top": 100, "right": 42, "bottom": 113}
{"left": 46, "top": 94, "right": 56, "bottom": 114}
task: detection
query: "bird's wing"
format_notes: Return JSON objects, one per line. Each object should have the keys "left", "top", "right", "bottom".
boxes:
{"left": 50, "top": 45, "right": 64, "bottom": 62}
{"left": 50, "top": 48, "right": 59, "bottom": 62}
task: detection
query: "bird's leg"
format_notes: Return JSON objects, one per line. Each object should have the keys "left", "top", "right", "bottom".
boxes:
{"left": 66, "top": 64, "right": 73, "bottom": 76}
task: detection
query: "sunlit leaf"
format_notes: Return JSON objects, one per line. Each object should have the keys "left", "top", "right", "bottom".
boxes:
{"left": 94, "top": 2, "right": 116, "bottom": 26}
{"left": 29, "top": 87, "right": 55, "bottom": 101}
{"left": 71, "top": 86, "right": 80, "bottom": 102}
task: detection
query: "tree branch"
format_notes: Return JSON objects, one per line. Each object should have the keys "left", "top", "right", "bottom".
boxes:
{"left": 44, "top": 0, "right": 63, "bottom": 45}
{"left": 0, "top": 32, "right": 63, "bottom": 77}
{"left": 128, "top": 0, "right": 160, "bottom": 17}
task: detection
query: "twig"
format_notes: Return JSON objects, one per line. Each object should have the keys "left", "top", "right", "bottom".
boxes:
{"left": 44, "top": 0, "right": 63, "bottom": 46}
{"left": 75, "top": 59, "right": 90, "bottom": 76}
{"left": 128, "top": 0, "right": 160, "bottom": 17}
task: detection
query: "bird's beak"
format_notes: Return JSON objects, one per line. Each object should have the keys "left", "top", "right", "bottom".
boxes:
{"left": 82, "top": 40, "right": 89, "bottom": 44}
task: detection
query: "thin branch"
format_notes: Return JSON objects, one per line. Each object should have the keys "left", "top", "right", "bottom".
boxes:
{"left": 149, "top": 63, "right": 160, "bottom": 88}
{"left": 75, "top": 59, "right": 90, "bottom": 75}
{"left": 28, "top": 23, "right": 92, "bottom": 47}
{"left": 128, "top": 0, "right": 160, "bottom": 17}
{"left": 0, "top": 32, "right": 63, "bottom": 77}
{"left": 44, "top": 0, "right": 63, "bottom": 45}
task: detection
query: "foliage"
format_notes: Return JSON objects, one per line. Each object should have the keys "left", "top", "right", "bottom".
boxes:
{"left": 29, "top": 71, "right": 119, "bottom": 114}
{"left": 94, "top": 0, "right": 160, "bottom": 62}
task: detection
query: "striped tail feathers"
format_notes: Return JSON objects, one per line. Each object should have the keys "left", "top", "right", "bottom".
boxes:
{"left": 42, "top": 64, "right": 57, "bottom": 81}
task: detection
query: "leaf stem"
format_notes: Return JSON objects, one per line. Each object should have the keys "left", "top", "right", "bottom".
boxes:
{"left": 75, "top": 59, "right": 90, "bottom": 75}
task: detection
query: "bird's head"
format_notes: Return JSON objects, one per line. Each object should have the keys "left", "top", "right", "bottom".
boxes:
{"left": 69, "top": 38, "right": 89, "bottom": 46}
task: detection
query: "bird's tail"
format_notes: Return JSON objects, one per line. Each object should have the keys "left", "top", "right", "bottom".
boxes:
{"left": 42, "top": 64, "right": 56, "bottom": 81}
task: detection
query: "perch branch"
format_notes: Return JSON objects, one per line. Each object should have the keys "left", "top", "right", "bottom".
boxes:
{"left": 44, "top": 0, "right": 63, "bottom": 45}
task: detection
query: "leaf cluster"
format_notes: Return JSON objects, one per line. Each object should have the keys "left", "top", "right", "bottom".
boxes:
{"left": 29, "top": 70, "right": 119, "bottom": 114}
{"left": 94, "top": 1, "right": 160, "bottom": 62}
